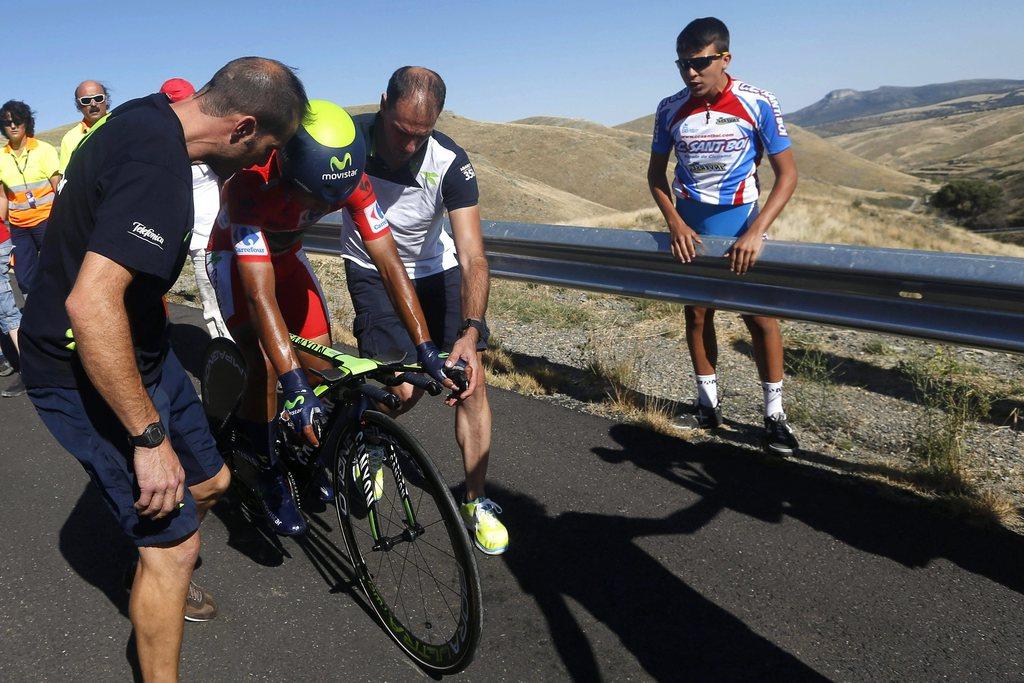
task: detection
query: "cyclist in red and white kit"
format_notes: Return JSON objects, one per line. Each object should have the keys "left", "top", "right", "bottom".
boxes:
{"left": 207, "top": 100, "right": 458, "bottom": 535}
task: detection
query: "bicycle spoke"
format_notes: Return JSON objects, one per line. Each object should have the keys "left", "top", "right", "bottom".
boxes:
{"left": 411, "top": 531, "right": 458, "bottom": 562}
{"left": 413, "top": 537, "right": 460, "bottom": 625}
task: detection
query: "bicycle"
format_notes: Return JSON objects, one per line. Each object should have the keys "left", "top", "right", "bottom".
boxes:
{"left": 200, "top": 333, "right": 482, "bottom": 674}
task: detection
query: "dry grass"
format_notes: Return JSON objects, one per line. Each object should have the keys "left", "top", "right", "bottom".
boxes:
{"left": 570, "top": 183, "right": 1024, "bottom": 258}
{"left": 489, "top": 280, "right": 599, "bottom": 328}
{"left": 830, "top": 103, "right": 1024, "bottom": 175}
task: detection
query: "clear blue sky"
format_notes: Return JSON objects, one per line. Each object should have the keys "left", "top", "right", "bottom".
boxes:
{"left": 13, "top": 0, "right": 1024, "bottom": 132}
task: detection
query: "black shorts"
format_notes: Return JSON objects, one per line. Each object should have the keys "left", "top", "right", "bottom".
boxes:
{"left": 28, "top": 350, "right": 224, "bottom": 547}
{"left": 345, "top": 261, "right": 488, "bottom": 360}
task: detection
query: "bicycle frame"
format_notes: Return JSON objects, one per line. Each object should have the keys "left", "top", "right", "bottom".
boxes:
{"left": 288, "top": 334, "right": 426, "bottom": 547}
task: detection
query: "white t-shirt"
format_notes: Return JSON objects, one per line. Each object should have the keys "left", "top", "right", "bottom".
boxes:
{"left": 189, "top": 163, "right": 220, "bottom": 251}
{"left": 340, "top": 113, "right": 479, "bottom": 279}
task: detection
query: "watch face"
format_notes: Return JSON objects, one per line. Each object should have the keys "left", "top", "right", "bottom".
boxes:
{"left": 134, "top": 422, "right": 166, "bottom": 447}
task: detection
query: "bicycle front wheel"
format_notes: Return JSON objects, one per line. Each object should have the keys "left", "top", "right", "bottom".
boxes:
{"left": 333, "top": 410, "right": 482, "bottom": 674}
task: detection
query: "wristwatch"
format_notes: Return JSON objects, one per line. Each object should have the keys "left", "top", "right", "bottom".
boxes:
{"left": 129, "top": 421, "right": 166, "bottom": 448}
{"left": 458, "top": 318, "right": 488, "bottom": 339}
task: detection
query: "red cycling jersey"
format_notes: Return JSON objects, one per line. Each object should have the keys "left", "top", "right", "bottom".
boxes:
{"left": 206, "top": 151, "right": 392, "bottom": 339}
{"left": 208, "top": 150, "right": 391, "bottom": 262}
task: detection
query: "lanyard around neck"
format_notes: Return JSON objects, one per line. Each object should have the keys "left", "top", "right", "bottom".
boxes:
{"left": 12, "top": 148, "right": 32, "bottom": 188}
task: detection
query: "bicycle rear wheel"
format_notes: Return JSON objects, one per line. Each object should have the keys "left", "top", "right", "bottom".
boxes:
{"left": 334, "top": 410, "right": 482, "bottom": 674}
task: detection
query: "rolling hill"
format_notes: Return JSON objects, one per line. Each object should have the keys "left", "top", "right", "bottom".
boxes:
{"left": 788, "top": 79, "right": 1024, "bottom": 130}
{"left": 798, "top": 87, "right": 1024, "bottom": 222}
{"left": 828, "top": 103, "right": 1024, "bottom": 176}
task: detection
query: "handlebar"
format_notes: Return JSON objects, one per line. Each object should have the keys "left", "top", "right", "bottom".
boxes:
{"left": 393, "top": 372, "right": 443, "bottom": 396}
{"left": 359, "top": 383, "right": 402, "bottom": 410}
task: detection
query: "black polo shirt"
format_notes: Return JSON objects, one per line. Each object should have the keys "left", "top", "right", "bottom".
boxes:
{"left": 20, "top": 94, "right": 193, "bottom": 389}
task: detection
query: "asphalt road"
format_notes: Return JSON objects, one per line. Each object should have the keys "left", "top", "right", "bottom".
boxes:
{"left": 2, "top": 306, "right": 1023, "bottom": 681}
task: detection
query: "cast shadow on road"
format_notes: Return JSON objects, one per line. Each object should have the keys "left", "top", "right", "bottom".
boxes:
{"left": 594, "top": 423, "right": 1024, "bottom": 597}
{"left": 208, "top": 489, "right": 379, "bottom": 626}
{"left": 59, "top": 483, "right": 142, "bottom": 680}
{"left": 490, "top": 479, "right": 827, "bottom": 681}
{"left": 59, "top": 483, "right": 137, "bottom": 619}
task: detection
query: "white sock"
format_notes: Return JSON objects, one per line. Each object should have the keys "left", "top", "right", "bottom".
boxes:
{"left": 696, "top": 374, "right": 718, "bottom": 407}
{"left": 763, "top": 380, "right": 784, "bottom": 418}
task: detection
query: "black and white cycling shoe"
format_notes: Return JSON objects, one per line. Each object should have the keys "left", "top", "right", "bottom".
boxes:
{"left": 762, "top": 413, "right": 799, "bottom": 455}
{"left": 670, "top": 402, "right": 723, "bottom": 430}
{"left": 256, "top": 467, "right": 307, "bottom": 536}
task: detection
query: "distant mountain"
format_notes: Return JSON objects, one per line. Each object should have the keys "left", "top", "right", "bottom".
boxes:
{"left": 788, "top": 79, "right": 1024, "bottom": 131}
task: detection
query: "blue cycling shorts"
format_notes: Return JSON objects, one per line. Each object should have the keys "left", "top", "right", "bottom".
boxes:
{"left": 675, "top": 199, "right": 759, "bottom": 237}
{"left": 346, "top": 262, "right": 488, "bottom": 361}
{"left": 28, "top": 350, "right": 224, "bottom": 547}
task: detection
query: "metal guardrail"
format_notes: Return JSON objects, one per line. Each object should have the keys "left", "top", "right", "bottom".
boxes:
{"left": 971, "top": 226, "right": 1024, "bottom": 235}
{"left": 305, "top": 219, "right": 1024, "bottom": 354}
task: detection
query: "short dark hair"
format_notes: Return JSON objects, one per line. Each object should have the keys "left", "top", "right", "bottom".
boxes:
{"left": 386, "top": 66, "right": 446, "bottom": 114}
{"left": 0, "top": 100, "right": 35, "bottom": 138}
{"left": 196, "top": 57, "right": 308, "bottom": 140}
{"left": 676, "top": 17, "right": 730, "bottom": 55}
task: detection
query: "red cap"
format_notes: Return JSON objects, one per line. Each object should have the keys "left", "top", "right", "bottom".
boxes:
{"left": 159, "top": 78, "right": 195, "bottom": 103}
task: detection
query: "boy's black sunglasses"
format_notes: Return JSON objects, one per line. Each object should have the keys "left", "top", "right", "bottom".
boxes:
{"left": 676, "top": 52, "right": 730, "bottom": 73}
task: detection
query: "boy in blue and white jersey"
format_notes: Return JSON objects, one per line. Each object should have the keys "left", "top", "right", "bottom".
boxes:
{"left": 647, "top": 17, "right": 800, "bottom": 454}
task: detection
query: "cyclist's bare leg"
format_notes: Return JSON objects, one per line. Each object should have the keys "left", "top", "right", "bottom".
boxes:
{"left": 684, "top": 305, "right": 718, "bottom": 375}
{"left": 741, "top": 314, "right": 784, "bottom": 383}
{"left": 189, "top": 465, "right": 231, "bottom": 523}
{"left": 294, "top": 332, "right": 334, "bottom": 379}
{"left": 132, "top": 531, "right": 199, "bottom": 682}
{"left": 231, "top": 322, "right": 276, "bottom": 425}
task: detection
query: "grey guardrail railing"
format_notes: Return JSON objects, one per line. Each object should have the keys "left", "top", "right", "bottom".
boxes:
{"left": 304, "top": 219, "right": 1024, "bottom": 354}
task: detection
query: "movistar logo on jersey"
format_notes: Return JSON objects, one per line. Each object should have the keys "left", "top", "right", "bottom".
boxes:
{"left": 323, "top": 153, "right": 358, "bottom": 181}
{"left": 421, "top": 171, "right": 439, "bottom": 189}
{"left": 284, "top": 395, "right": 305, "bottom": 411}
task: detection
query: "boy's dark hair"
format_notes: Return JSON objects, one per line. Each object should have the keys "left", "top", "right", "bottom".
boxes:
{"left": 676, "top": 17, "right": 730, "bottom": 55}
{"left": 196, "top": 56, "right": 308, "bottom": 140}
{"left": 0, "top": 100, "right": 35, "bottom": 138}
{"left": 386, "top": 66, "right": 447, "bottom": 115}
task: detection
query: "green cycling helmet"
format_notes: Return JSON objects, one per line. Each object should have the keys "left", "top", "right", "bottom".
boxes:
{"left": 278, "top": 99, "right": 366, "bottom": 204}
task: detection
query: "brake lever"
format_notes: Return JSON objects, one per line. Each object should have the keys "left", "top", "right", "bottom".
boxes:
{"left": 446, "top": 359, "right": 469, "bottom": 394}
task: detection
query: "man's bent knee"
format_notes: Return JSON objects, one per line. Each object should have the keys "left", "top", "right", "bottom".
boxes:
{"left": 139, "top": 531, "right": 201, "bottom": 577}
{"left": 190, "top": 465, "right": 230, "bottom": 509}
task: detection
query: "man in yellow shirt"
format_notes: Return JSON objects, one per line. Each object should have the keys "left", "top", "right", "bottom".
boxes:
{"left": 0, "top": 100, "right": 60, "bottom": 297}
{"left": 59, "top": 81, "right": 110, "bottom": 174}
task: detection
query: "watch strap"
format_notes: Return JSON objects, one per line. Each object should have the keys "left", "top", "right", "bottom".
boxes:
{"left": 459, "top": 318, "right": 488, "bottom": 337}
{"left": 129, "top": 421, "right": 166, "bottom": 448}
